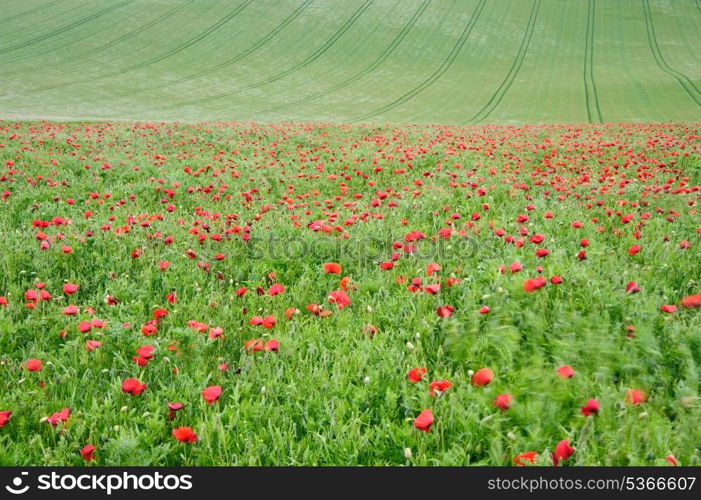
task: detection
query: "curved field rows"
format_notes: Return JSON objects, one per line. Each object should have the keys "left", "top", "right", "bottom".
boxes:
{"left": 0, "top": 0, "right": 699, "bottom": 123}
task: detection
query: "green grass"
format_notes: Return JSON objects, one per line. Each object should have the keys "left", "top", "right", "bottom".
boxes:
{"left": 0, "top": 120, "right": 699, "bottom": 465}
{"left": 0, "top": 0, "right": 700, "bottom": 123}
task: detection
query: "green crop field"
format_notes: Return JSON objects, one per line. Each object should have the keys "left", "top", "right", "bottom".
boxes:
{"left": 0, "top": 0, "right": 700, "bottom": 471}
{"left": 0, "top": 0, "right": 700, "bottom": 124}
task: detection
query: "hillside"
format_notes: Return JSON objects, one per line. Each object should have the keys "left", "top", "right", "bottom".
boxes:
{"left": 0, "top": 0, "right": 700, "bottom": 124}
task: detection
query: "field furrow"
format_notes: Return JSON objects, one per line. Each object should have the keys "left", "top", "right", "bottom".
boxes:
{"left": 641, "top": 0, "right": 701, "bottom": 107}
{"left": 351, "top": 0, "right": 486, "bottom": 122}
{"left": 467, "top": 0, "right": 541, "bottom": 124}
{"left": 0, "top": 1, "right": 698, "bottom": 123}
{"left": 584, "top": 0, "right": 602, "bottom": 123}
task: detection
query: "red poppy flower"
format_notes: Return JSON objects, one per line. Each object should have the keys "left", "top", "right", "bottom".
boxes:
{"left": 153, "top": 308, "right": 168, "bottom": 320}
{"left": 436, "top": 305, "right": 454, "bottom": 317}
{"left": 86, "top": 340, "right": 102, "bottom": 352}
{"left": 666, "top": 455, "right": 678, "bottom": 466}
{"left": 628, "top": 244, "right": 641, "bottom": 256}
{"left": 557, "top": 365, "right": 575, "bottom": 378}
{"left": 472, "top": 368, "right": 493, "bottom": 386}
{"left": 680, "top": 294, "right": 701, "bottom": 308}
{"left": 244, "top": 339, "right": 265, "bottom": 352}
{"left": 580, "top": 398, "right": 600, "bottom": 416}
{"left": 494, "top": 393, "right": 513, "bottom": 410}
{"left": 306, "top": 303, "right": 321, "bottom": 315}
{"left": 550, "top": 275, "right": 563, "bottom": 285}
{"left": 514, "top": 451, "right": 538, "bottom": 466}
{"left": 80, "top": 444, "right": 96, "bottom": 461}
{"left": 429, "top": 379, "right": 452, "bottom": 396}
{"left": 63, "top": 283, "right": 79, "bottom": 295}
{"left": 47, "top": 407, "right": 71, "bottom": 426}
{"left": 26, "top": 359, "right": 43, "bottom": 372}
{"left": 121, "top": 378, "right": 147, "bottom": 395}
{"left": 509, "top": 261, "right": 523, "bottom": 274}
{"left": 426, "top": 262, "right": 441, "bottom": 276}
{"left": 413, "top": 409, "right": 434, "bottom": 432}
{"left": 264, "top": 339, "right": 279, "bottom": 352}
{"left": 625, "top": 389, "right": 646, "bottom": 405}
{"left": 202, "top": 385, "right": 222, "bottom": 404}
{"left": 141, "top": 321, "right": 157, "bottom": 336}
{"left": 553, "top": 439, "right": 574, "bottom": 466}
{"left": 250, "top": 315, "right": 276, "bottom": 328}
{"left": 268, "top": 284, "right": 285, "bottom": 296}
{"left": 523, "top": 277, "right": 547, "bottom": 292}
{"left": 424, "top": 284, "right": 440, "bottom": 294}
{"left": 24, "top": 289, "right": 38, "bottom": 303}
{"left": 167, "top": 402, "right": 184, "bottom": 420}
{"left": 0, "top": 410, "right": 11, "bottom": 428}
{"left": 478, "top": 306, "right": 490, "bottom": 314}
{"left": 661, "top": 304, "right": 677, "bottom": 313}
{"left": 408, "top": 367, "right": 427, "bottom": 383}
{"left": 173, "top": 426, "right": 198, "bottom": 443}
{"left": 324, "top": 262, "right": 342, "bottom": 274}
{"left": 626, "top": 281, "right": 640, "bottom": 294}
{"left": 328, "top": 290, "right": 351, "bottom": 310}
{"left": 62, "top": 304, "right": 79, "bottom": 315}
{"left": 339, "top": 276, "right": 352, "bottom": 291}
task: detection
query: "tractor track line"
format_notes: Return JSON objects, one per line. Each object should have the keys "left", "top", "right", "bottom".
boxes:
{"left": 264, "top": 0, "right": 432, "bottom": 115}
{"left": 122, "top": 0, "right": 314, "bottom": 97}
{"left": 1, "top": 0, "right": 196, "bottom": 69}
{"left": 22, "top": 0, "right": 254, "bottom": 94}
{"left": 642, "top": 0, "right": 701, "bottom": 107}
{"left": 164, "top": 0, "right": 374, "bottom": 110}
{"left": 72, "top": 0, "right": 198, "bottom": 62}
{"left": 584, "top": 0, "right": 602, "bottom": 123}
{"left": 0, "top": 2, "right": 91, "bottom": 63}
{"left": 0, "top": 0, "right": 135, "bottom": 55}
{"left": 352, "top": 0, "right": 486, "bottom": 122}
{"left": 467, "top": 0, "right": 541, "bottom": 124}
{"left": 0, "top": 0, "right": 66, "bottom": 25}
{"left": 118, "top": 0, "right": 254, "bottom": 74}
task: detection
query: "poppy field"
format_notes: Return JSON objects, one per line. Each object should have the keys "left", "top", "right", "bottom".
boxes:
{"left": 1, "top": 0, "right": 700, "bottom": 124}
{"left": 0, "top": 119, "right": 699, "bottom": 466}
